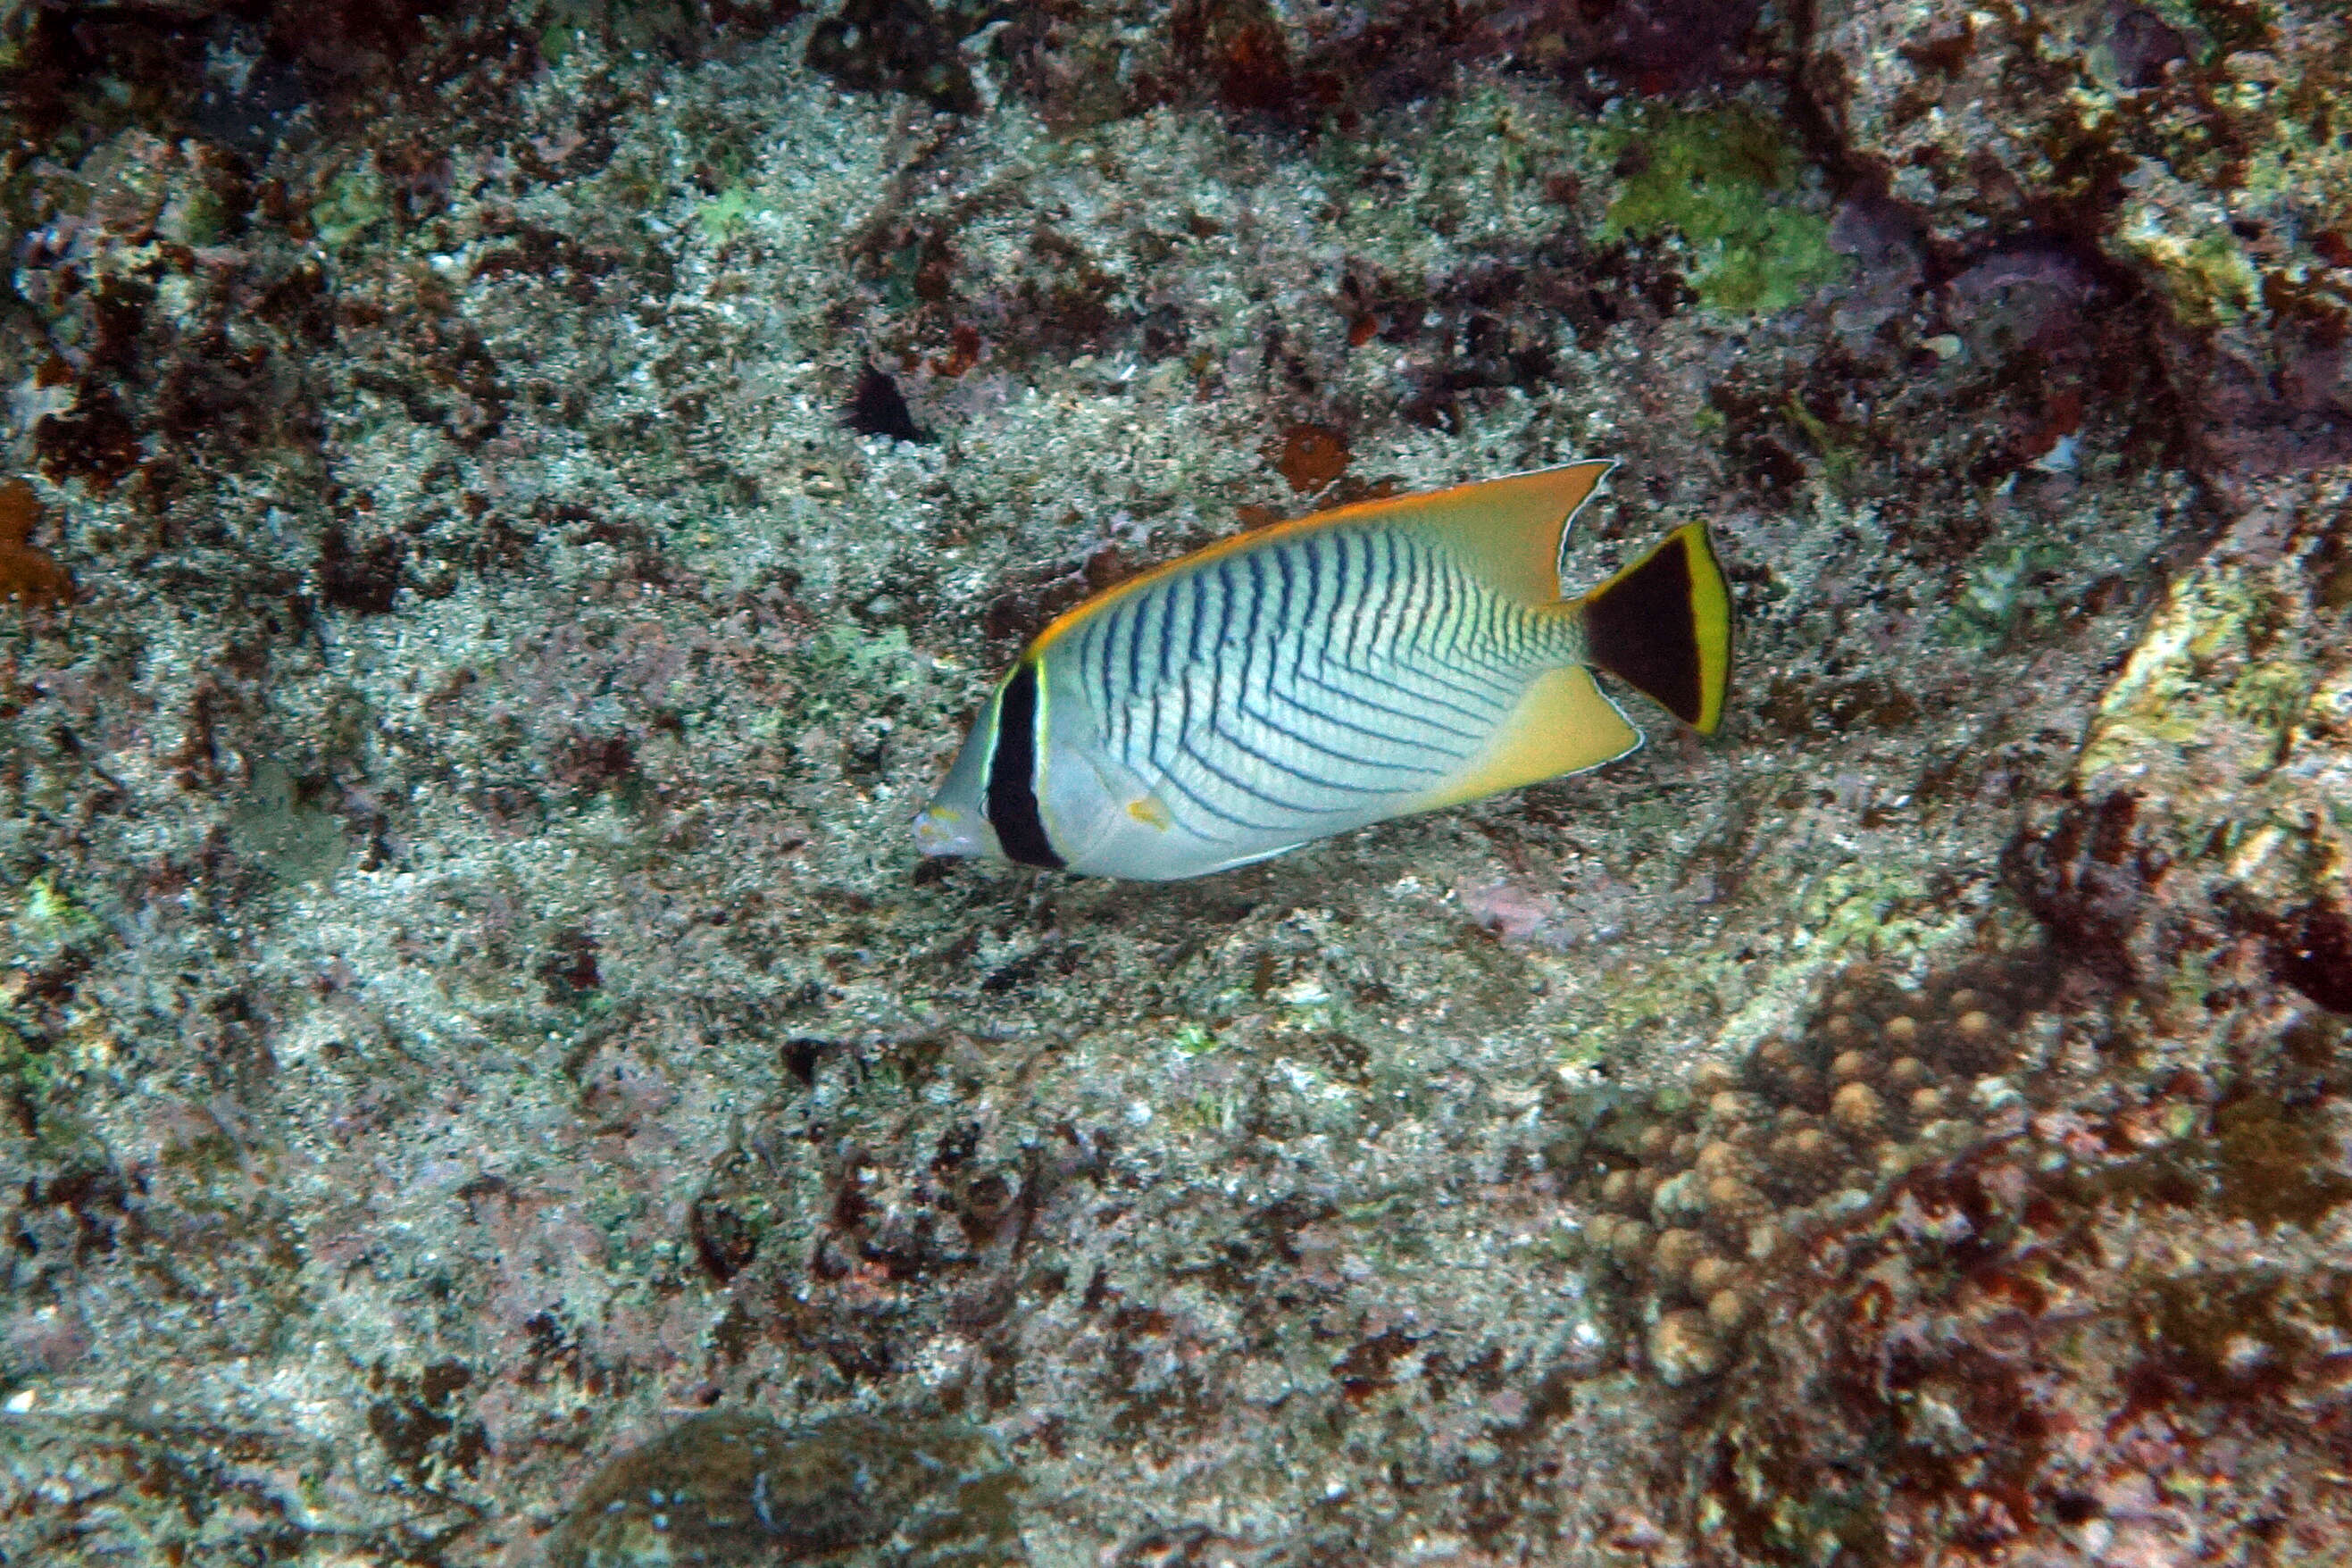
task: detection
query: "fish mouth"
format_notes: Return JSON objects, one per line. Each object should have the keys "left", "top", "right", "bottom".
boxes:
{"left": 913, "top": 805, "right": 978, "bottom": 859}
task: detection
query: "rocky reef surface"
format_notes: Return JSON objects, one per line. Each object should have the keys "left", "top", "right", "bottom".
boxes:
{"left": 0, "top": 0, "right": 2346, "bottom": 1563}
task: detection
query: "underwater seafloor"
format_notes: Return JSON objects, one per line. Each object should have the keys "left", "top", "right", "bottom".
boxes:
{"left": 1, "top": 0, "right": 2349, "bottom": 1563}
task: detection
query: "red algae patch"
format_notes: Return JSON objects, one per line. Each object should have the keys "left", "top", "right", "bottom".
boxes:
{"left": 0, "top": 480, "right": 72, "bottom": 608}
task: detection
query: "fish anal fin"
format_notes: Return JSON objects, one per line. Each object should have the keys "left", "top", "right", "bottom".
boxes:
{"left": 1417, "top": 666, "right": 1641, "bottom": 811}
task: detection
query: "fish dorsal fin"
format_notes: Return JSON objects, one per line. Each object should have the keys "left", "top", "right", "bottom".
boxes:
{"left": 1029, "top": 460, "right": 1614, "bottom": 656}
{"left": 1415, "top": 665, "right": 1642, "bottom": 811}
{"left": 1326, "top": 459, "right": 1615, "bottom": 607}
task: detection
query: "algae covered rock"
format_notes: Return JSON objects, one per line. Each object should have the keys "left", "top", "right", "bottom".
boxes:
{"left": 2009, "top": 477, "right": 2352, "bottom": 1002}
{"left": 1807, "top": 0, "right": 2352, "bottom": 471}
{"left": 1805, "top": 0, "right": 2138, "bottom": 246}
{"left": 1597, "top": 102, "right": 1851, "bottom": 314}
{"left": 546, "top": 1410, "right": 1024, "bottom": 1568}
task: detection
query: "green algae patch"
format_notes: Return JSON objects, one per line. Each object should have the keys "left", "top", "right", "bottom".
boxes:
{"left": 1599, "top": 105, "right": 1850, "bottom": 314}
{"left": 311, "top": 158, "right": 388, "bottom": 251}
{"left": 17, "top": 873, "right": 96, "bottom": 941}
{"left": 1780, "top": 393, "right": 1862, "bottom": 496}
{"left": 2119, "top": 221, "right": 2261, "bottom": 329}
{"left": 696, "top": 185, "right": 763, "bottom": 245}
{"left": 809, "top": 621, "right": 919, "bottom": 691}
{"left": 2077, "top": 563, "right": 2276, "bottom": 779}
{"left": 1949, "top": 537, "right": 2078, "bottom": 651}
{"left": 9, "top": 873, "right": 100, "bottom": 971}
{"left": 0, "top": 1022, "right": 69, "bottom": 1138}
{"left": 229, "top": 759, "right": 350, "bottom": 887}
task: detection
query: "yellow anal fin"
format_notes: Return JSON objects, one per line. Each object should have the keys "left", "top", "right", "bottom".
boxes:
{"left": 1416, "top": 666, "right": 1641, "bottom": 811}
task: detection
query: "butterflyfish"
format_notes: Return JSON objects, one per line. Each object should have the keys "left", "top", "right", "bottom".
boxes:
{"left": 913, "top": 460, "right": 1731, "bottom": 881}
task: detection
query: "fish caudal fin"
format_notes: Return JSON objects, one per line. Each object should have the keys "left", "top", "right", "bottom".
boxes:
{"left": 1579, "top": 523, "right": 1732, "bottom": 734}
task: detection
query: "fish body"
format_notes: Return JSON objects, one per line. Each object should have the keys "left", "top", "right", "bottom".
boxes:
{"left": 915, "top": 461, "right": 1731, "bottom": 881}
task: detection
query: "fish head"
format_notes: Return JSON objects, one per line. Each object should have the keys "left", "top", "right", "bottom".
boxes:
{"left": 913, "top": 694, "right": 1006, "bottom": 863}
{"left": 913, "top": 662, "right": 1167, "bottom": 873}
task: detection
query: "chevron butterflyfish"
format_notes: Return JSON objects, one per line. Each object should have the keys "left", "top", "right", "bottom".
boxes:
{"left": 914, "top": 460, "right": 1732, "bottom": 881}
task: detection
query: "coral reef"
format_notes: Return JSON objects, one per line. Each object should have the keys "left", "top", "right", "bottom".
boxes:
{"left": 0, "top": 0, "right": 2346, "bottom": 1564}
{"left": 1684, "top": 971, "right": 2352, "bottom": 1564}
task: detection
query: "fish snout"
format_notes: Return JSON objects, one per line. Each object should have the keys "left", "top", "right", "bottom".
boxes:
{"left": 913, "top": 803, "right": 981, "bottom": 859}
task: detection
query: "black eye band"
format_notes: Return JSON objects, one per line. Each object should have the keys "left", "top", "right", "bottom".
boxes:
{"left": 986, "top": 662, "right": 1064, "bottom": 869}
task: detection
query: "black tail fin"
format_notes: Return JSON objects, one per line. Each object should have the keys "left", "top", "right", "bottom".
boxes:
{"left": 1579, "top": 524, "right": 1732, "bottom": 733}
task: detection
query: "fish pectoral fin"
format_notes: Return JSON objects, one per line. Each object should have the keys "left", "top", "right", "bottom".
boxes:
{"left": 1416, "top": 665, "right": 1641, "bottom": 810}
{"left": 1190, "top": 839, "right": 1314, "bottom": 876}
{"left": 1125, "top": 794, "right": 1174, "bottom": 831}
